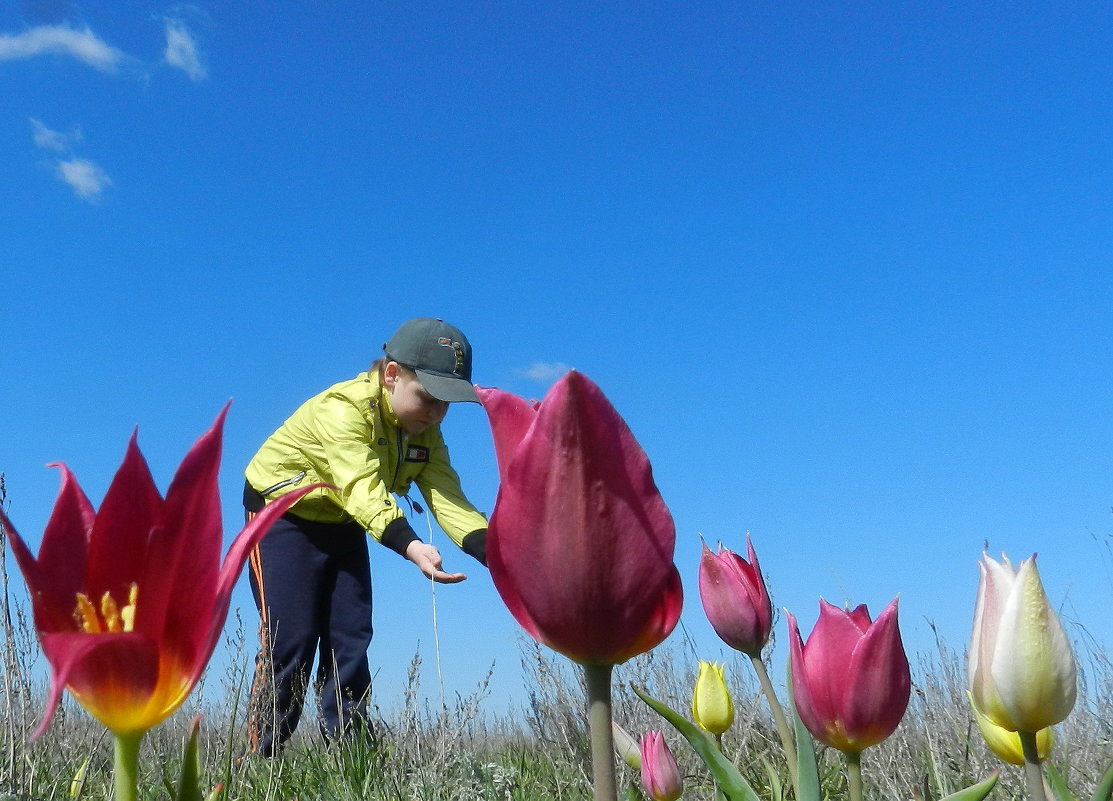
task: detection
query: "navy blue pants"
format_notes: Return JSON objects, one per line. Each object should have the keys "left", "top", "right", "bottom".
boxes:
{"left": 247, "top": 508, "right": 373, "bottom": 756}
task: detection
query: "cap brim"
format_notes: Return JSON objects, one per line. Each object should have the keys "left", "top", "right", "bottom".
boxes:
{"left": 416, "top": 370, "right": 480, "bottom": 403}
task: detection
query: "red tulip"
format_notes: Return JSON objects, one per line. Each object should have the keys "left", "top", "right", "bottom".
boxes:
{"left": 477, "top": 371, "right": 683, "bottom": 666}
{"left": 1, "top": 407, "right": 316, "bottom": 736}
{"left": 640, "top": 730, "right": 684, "bottom": 801}
{"left": 788, "top": 598, "right": 911, "bottom": 754}
{"left": 698, "top": 536, "right": 773, "bottom": 657}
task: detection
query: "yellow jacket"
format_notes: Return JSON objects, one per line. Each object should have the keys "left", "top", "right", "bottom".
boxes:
{"left": 245, "top": 370, "right": 487, "bottom": 551}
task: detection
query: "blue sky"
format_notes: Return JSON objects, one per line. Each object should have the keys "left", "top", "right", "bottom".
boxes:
{"left": 3, "top": 1, "right": 1113, "bottom": 717}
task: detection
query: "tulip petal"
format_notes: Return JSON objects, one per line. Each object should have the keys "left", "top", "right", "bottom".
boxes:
{"left": 969, "top": 556, "right": 1016, "bottom": 726}
{"left": 86, "top": 432, "right": 163, "bottom": 606}
{"left": 968, "top": 690, "right": 1053, "bottom": 765}
{"left": 144, "top": 405, "right": 229, "bottom": 644}
{"left": 787, "top": 611, "right": 828, "bottom": 745}
{"left": 475, "top": 386, "right": 539, "bottom": 485}
{"left": 991, "top": 558, "right": 1077, "bottom": 731}
{"left": 800, "top": 602, "right": 870, "bottom": 725}
{"left": 840, "top": 599, "right": 911, "bottom": 750}
{"left": 37, "top": 632, "right": 161, "bottom": 737}
{"left": 198, "top": 482, "right": 322, "bottom": 674}
{"left": 788, "top": 614, "right": 832, "bottom": 743}
{"left": 21, "top": 464, "right": 95, "bottom": 608}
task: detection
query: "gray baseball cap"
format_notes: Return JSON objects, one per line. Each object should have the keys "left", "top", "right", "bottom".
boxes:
{"left": 384, "top": 318, "right": 478, "bottom": 403}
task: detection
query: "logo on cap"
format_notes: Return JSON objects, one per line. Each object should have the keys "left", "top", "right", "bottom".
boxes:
{"left": 438, "top": 337, "right": 466, "bottom": 376}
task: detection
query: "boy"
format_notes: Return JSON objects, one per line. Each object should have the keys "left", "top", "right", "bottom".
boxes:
{"left": 244, "top": 317, "right": 488, "bottom": 756}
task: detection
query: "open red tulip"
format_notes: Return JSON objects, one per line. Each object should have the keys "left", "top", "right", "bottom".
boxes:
{"left": 1, "top": 406, "right": 316, "bottom": 736}
{"left": 788, "top": 598, "right": 911, "bottom": 754}
{"left": 477, "top": 371, "right": 682, "bottom": 666}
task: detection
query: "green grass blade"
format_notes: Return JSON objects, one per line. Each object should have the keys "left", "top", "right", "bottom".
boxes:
{"left": 632, "top": 685, "right": 763, "bottom": 801}
{"left": 1046, "top": 763, "right": 1080, "bottom": 801}
{"left": 1089, "top": 757, "right": 1113, "bottom": 801}
{"left": 174, "top": 716, "right": 204, "bottom": 801}
{"left": 938, "top": 770, "right": 1000, "bottom": 801}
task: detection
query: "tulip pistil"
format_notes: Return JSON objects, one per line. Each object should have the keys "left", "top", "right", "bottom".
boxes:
{"left": 74, "top": 584, "right": 138, "bottom": 634}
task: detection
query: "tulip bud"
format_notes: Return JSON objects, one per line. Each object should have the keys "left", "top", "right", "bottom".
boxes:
{"left": 476, "top": 373, "right": 683, "bottom": 666}
{"left": 788, "top": 598, "right": 911, "bottom": 754}
{"left": 968, "top": 691, "right": 1052, "bottom": 765}
{"left": 692, "top": 660, "right": 734, "bottom": 735}
{"left": 968, "top": 553, "right": 1077, "bottom": 734}
{"left": 612, "top": 721, "right": 642, "bottom": 770}
{"left": 640, "top": 730, "right": 683, "bottom": 801}
{"left": 698, "top": 535, "right": 773, "bottom": 658}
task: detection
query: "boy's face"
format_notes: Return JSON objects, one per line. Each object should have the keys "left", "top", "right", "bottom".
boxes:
{"left": 384, "top": 362, "right": 450, "bottom": 435}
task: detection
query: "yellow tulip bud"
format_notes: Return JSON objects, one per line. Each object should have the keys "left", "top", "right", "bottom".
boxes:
{"left": 692, "top": 660, "right": 734, "bottom": 734}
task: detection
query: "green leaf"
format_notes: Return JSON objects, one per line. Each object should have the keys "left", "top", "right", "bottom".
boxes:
{"left": 760, "top": 756, "right": 784, "bottom": 801}
{"left": 785, "top": 659, "right": 821, "bottom": 801}
{"left": 174, "top": 716, "right": 204, "bottom": 801}
{"left": 1089, "top": 756, "right": 1113, "bottom": 801}
{"left": 632, "top": 686, "right": 763, "bottom": 801}
{"left": 1046, "top": 763, "right": 1080, "bottom": 801}
{"left": 938, "top": 771, "right": 1000, "bottom": 801}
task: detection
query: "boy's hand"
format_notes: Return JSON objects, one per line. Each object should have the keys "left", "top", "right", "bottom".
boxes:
{"left": 404, "top": 540, "right": 467, "bottom": 584}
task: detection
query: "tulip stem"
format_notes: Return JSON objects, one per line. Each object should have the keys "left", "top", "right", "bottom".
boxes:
{"left": 113, "top": 731, "right": 143, "bottom": 801}
{"left": 748, "top": 653, "right": 799, "bottom": 795}
{"left": 844, "top": 750, "right": 864, "bottom": 801}
{"left": 584, "top": 664, "right": 618, "bottom": 801}
{"left": 1018, "top": 730, "right": 1049, "bottom": 801}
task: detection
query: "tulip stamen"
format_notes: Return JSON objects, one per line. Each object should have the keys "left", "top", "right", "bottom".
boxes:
{"left": 73, "top": 584, "right": 139, "bottom": 634}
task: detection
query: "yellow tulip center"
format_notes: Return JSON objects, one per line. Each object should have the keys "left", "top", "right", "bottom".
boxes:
{"left": 74, "top": 584, "right": 138, "bottom": 633}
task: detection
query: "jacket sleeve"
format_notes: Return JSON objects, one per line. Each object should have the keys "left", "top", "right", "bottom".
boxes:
{"left": 414, "top": 438, "right": 488, "bottom": 552}
{"left": 308, "top": 392, "right": 418, "bottom": 552}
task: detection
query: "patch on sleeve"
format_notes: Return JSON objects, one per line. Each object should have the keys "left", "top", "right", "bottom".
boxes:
{"left": 405, "top": 445, "right": 429, "bottom": 463}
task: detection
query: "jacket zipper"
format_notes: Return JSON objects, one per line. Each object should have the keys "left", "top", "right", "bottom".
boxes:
{"left": 259, "top": 471, "right": 307, "bottom": 496}
{"left": 391, "top": 430, "right": 406, "bottom": 492}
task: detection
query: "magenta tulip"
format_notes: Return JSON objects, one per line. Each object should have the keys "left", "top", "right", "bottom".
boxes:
{"left": 788, "top": 598, "right": 911, "bottom": 754}
{"left": 698, "top": 536, "right": 773, "bottom": 657}
{"left": 0, "top": 407, "right": 316, "bottom": 737}
{"left": 640, "top": 730, "right": 683, "bottom": 801}
{"left": 477, "top": 371, "right": 683, "bottom": 666}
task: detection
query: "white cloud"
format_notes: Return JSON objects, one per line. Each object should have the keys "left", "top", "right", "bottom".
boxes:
{"left": 163, "top": 18, "right": 206, "bottom": 81}
{"left": 56, "top": 157, "right": 112, "bottom": 202}
{"left": 0, "top": 24, "right": 123, "bottom": 72}
{"left": 522, "top": 362, "right": 573, "bottom": 383}
{"left": 29, "top": 117, "right": 77, "bottom": 152}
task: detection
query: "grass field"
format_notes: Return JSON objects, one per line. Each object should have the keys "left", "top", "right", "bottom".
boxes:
{"left": 2, "top": 559, "right": 1111, "bottom": 801}
{"left": 1, "top": 467, "right": 1108, "bottom": 801}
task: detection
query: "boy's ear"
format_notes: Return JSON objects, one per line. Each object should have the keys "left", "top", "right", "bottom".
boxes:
{"left": 383, "top": 360, "right": 400, "bottom": 387}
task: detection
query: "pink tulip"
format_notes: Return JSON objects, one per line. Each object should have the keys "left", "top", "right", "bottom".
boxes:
{"left": 640, "top": 730, "right": 683, "bottom": 801}
{"left": 477, "top": 371, "right": 683, "bottom": 665}
{"left": 698, "top": 536, "right": 773, "bottom": 657}
{"left": 0, "top": 407, "right": 316, "bottom": 737}
{"left": 788, "top": 598, "right": 911, "bottom": 754}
